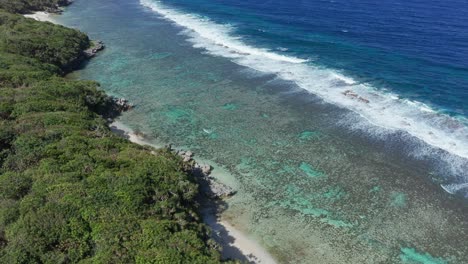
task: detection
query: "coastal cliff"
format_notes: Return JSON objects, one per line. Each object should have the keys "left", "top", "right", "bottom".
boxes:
{"left": 0, "top": 2, "right": 235, "bottom": 263}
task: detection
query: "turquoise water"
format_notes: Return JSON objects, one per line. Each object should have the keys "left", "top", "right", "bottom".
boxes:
{"left": 59, "top": 0, "right": 468, "bottom": 263}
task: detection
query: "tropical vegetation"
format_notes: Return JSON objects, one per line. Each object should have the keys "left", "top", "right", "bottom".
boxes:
{"left": 0, "top": 3, "right": 226, "bottom": 263}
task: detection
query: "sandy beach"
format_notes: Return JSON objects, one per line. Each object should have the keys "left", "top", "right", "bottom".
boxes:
{"left": 23, "top": 11, "right": 58, "bottom": 24}
{"left": 110, "top": 121, "right": 277, "bottom": 264}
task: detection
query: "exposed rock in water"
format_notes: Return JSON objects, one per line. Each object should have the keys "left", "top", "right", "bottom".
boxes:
{"left": 43, "top": 7, "right": 62, "bottom": 14}
{"left": 43, "top": 0, "right": 73, "bottom": 13}
{"left": 201, "top": 164, "right": 212, "bottom": 175}
{"left": 178, "top": 150, "right": 194, "bottom": 162}
{"left": 58, "top": 0, "right": 74, "bottom": 7}
{"left": 84, "top": 40, "right": 105, "bottom": 58}
{"left": 201, "top": 179, "right": 236, "bottom": 199}
{"left": 193, "top": 165, "right": 236, "bottom": 199}
{"left": 95, "top": 96, "right": 134, "bottom": 121}
{"left": 201, "top": 177, "right": 234, "bottom": 198}
{"left": 178, "top": 151, "right": 236, "bottom": 199}
{"left": 107, "top": 131, "right": 235, "bottom": 199}
{"left": 112, "top": 97, "right": 133, "bottom": 112}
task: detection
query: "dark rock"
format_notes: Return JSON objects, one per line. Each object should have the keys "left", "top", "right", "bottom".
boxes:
{"left": 44, "top": 7, "right": 62, "bottom": 14}
{"left": 201, "top": 164, "right": 212, "bottom": 175}
{"left": 112, "top": 97, "right": 133, "bottom": 112}
{"left": 358, "top": 97, "right": 370, "bottom": 104}
{"left": 99, "top": 96, "right": 134, "bottom": 120}
{"left": 176, "top": 149, "right": 236, "bottom": 199}
{"left": 164, "top": 144, "right": 173, "bottom": 150}
{"left": 58, "top": 0, "right": 74, "bottom": 7}
{"left": 84, "top": 40, "right": 105, "bottom": 58}
{"left": 202, "top": 179, "right": 236, "bottom": 199}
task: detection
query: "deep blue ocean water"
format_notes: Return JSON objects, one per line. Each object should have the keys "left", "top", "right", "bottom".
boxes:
{"left": 156, "top": 0, "right": 468, "bottom": 117}
{"left": 138, "top": 0, "right": 468, "bottom": 163}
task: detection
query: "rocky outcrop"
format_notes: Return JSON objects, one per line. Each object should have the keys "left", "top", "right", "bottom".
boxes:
{"left": 43, "top": 7, "right": 62, "bottom": 14}
{"left": 84, "top": 40, "right": 105, "bottom": 58}
{"left": 178, "top": 150, "right": 194, "bottom": 162}
{"left": 44, "top": 0, "right": 73, "bottom": 14}
{"left": 98, "top": 96, "right": 134, "bottom": 121}
{"left": 112, "top": 97, "right": 133, "bottom": 112}
{"left": 175, "top": 149, "right": 236, "bottom": 199}
{"left": 110, "top": 136, "right": 235, "bottom": 199}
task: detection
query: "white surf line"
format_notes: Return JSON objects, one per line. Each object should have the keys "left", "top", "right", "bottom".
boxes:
{"left": 441, "top": 183, "right": 468, "bottom": 194}
{"left": 140, "top": 0, "right": 468, "bottom": 163}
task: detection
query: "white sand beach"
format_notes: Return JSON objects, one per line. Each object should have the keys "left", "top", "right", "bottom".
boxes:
{"left": 23, "top": 11, "right": 58, "bottom": 24}
{"left": 201, "top": 206, "right": 277, "bottom": 264}
{"left": 219, "top": 220, "right": 276, "bottom": 263}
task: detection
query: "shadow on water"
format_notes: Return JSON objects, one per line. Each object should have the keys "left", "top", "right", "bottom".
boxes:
{"left": 199, "top": 197, "right": 260, "bottom": 264}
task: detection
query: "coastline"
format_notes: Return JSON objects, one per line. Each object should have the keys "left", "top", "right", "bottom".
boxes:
{"left": 15, "top": 0, "right": 468, "bottom": 262}
{"left": 110, "top": 121, "right": 277, "bottom": 264}
{"left": 24, "top": 9, "right": 276, "bottom": 264}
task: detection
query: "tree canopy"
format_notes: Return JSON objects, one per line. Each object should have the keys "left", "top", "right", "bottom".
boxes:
{"left": 0, "top": 0, "right": 68, "bottom": 14}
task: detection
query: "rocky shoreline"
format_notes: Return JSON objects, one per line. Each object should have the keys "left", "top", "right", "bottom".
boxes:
{"left": 28, "top": 0, "right": 233, "bottom": 201}
{"left": 43, "top": 0, "right": 74, "bottom": 14}
{"left": 29, "top": 4, "right": 273, "bottom": 262}
{"left": 109, "top": 121, "right": 276, "bottom": 263}
{"left": 175, "top": 148, "right": 237, "bottom": 199}
{"left": 22, "top": 0, "right": 228, "bottom": 202}
{"left": 108, "top": 126, "right": 237, "bottom": 199}
{"left": 84, "top": 40, "right": 105, "bottom": 58}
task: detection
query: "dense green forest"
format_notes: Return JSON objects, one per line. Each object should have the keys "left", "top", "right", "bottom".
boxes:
{"left": 0, "top": 4, "right": 226, "bottom": 264}
{"left": 0, "top": 0, "right": 68, "bottom": 14}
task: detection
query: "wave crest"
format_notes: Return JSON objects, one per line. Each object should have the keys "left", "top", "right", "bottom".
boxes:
{"left": 140, "top": 0, "right": 468, "bottom": 173}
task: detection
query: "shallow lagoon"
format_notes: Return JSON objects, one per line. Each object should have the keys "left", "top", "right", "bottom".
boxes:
{"left": 61, "top": 0, "right": 468, "bottom": 262}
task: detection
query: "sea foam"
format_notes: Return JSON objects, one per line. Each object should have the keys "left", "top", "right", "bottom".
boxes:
{"left": 140, "top": 0, "right": 468, "bottom": 188}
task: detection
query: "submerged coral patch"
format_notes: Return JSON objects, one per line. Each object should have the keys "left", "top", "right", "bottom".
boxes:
{"left": 390, "top": 192, "right": 407, "bottom": 207}
{"left": 299, "top": 130, "right": 322, "bottom": 140}
{"left": 222, "top": 102, "right": 238, "bottom": 110}
{"left": 299, "top": 162, "right": 326, "bottom": 178}
{"left": 163, "top": 106, "right": 192, "bottom": 123}
{"left": 400, "top": 247, "right": 448, "bottom": 264}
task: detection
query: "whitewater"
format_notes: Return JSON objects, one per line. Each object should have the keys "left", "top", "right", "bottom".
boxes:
{"left": 140, "top": 0, "right": 468, "bottom": 187}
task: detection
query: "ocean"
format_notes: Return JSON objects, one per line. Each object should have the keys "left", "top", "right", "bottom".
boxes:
{"left": 59, "top": 0, "right": 468, "bottom": 262}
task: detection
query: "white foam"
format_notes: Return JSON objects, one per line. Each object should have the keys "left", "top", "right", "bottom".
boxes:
{"left": 441, "top": 183, "right": 468, "bottom": 195}
{"left": 140, "top": 0, "right": 468, "bottom": 164}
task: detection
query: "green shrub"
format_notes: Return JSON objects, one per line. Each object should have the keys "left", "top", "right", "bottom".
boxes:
{"left": 0, "top": 6, "right": 227, "bottom": 264}
{"left": 0, "top": 10, "right": 90, "bottom": 70}
{"left": 0, "top": 0, "right": 66, "bottom": 14}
